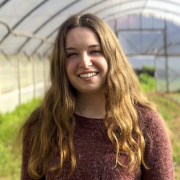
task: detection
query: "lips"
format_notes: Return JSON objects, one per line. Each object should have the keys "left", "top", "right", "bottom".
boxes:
{"left": 78, "top": 72, "right": 98, "bottom": 78}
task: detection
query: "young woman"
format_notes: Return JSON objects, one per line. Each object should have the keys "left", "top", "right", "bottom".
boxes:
{"left": 21, "top": 14, "right": 174, "bottom": 180}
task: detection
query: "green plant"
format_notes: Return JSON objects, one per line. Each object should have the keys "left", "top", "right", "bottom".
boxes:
{"left": 142, "top": 64, "right": 155, "bottom": 72}
{"left": 0, "top": 98, "right": 42, "bottom": 179}
{"left": 138, "top": 73, "right": 156, "bottom": 92}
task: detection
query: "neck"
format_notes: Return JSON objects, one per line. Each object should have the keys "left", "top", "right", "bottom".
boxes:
{"left": 75, "top": 91, "right": 106, "bottom": 119}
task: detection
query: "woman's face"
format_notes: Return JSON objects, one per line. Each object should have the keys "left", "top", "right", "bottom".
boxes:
{"left": 65, "top": 27, "right": 108, "bottom": 95}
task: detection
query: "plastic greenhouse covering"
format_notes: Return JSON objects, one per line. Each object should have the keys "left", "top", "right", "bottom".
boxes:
{"left": 0, "top": 0, "right": 180, "bottom": 111}
{"left": 0, "top": 0, "right": 180, "bottom": 56}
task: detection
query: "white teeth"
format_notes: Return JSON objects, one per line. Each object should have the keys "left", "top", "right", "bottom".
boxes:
{"left": 79, "top": 72, "right": 97, "bottom": 78}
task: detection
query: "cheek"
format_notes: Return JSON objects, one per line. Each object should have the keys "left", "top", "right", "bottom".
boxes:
{"left": 66, "top": 60, "right": 75, "bottom": 74}
{"left": 96, "top": 58, "right": 108, "bottom": 74}
{"left": 66, "top": 60, "right": 79, "bottom": 84}
{"left": 104, "top": 61, "right": 108, "bottom": 73}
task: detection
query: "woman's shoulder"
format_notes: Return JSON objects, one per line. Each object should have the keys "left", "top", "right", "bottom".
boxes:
{"left": 136, "top": 105, "right": 166, "bottom": 135}
{"left": 136, "top": 105, "right": 174, "bottom": 179}
{"left": 135, "top": 105, "right": 172, "bottom": 158}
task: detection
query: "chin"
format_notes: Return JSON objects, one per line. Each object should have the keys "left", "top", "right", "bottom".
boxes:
{"left": 77, "top": 87, "right": 104, "bottom": 94}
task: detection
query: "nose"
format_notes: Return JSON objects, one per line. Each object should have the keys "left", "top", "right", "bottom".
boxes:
{"left": 79, "top": 53, "right": 92, "bottom": 68}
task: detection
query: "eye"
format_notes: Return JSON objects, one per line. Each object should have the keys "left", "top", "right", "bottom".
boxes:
{"left": 90, "top": 50, "right": 101, "bottom": 54}
{"left": 67, "top": 52, "right": 77, "bottom": 57}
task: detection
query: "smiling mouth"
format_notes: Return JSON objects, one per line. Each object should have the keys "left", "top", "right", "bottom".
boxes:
{"left": 78, "top": 72, "right": 98, "bottom": 78}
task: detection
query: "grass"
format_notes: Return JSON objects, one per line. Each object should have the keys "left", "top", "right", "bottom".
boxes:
{"left": 166, "top": 93, "right": 180, "bottom": 105}
{"left": 0, "top": 98, "right": 42, "bottom": 180}
{"left": 138, "top": 73, "right": 156, "bottom": 92}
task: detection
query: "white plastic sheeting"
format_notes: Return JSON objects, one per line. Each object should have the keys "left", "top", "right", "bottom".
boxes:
{"left": 0, "top": 54, "right": 50, "bottom": 113}
{"left": 0, "top": 0, "right": 180, "bottom": 56}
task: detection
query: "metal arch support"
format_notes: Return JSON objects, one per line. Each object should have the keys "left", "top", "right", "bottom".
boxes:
{"left": 8, "top": 0, "right": 180, "bottom": 56}
{"left": 16, "top": 0, "right": 81, "bottom": 53}
{"left": 116, "top": 27, "right": 165, "bottom": 55}
{"left": 144, "top": 33, "right": 163, "bottom": 54}
{"left": 41, "top": 1, "right": 115, "bottom": 56}
{"left": 32, "top": 0, "right": 125, "bottom": 56}
{"left": 94, "top": 0, "right": 141, "bottom": 16}
{"left": 0, "top": 0, "right": 49, "bottom": 45}
{"left": 0, "top": 19, "right": 11, "bottom": 32}
{"left": 95, "top": 0, "right": 180, "bottom": 18}
{"left": 41, "top": 12, "right": 179, "bottom": 57}
{"left": 0, "top": 19, "right": 54, "bottom": 44}
{"left": 155, "top": 42, "right": 180, "bottom": 56}
{"left": 155, "top": 40, "right": 180, "bottom": 92}
{"left": 142, "top": 0, "right": 148, "bottom": 11}
{"left": 102, "top": 6, "right": 180, "bottom": 22}
{"left": 115, "top": 17, "right": 180, "bottom": 56}
{"left": 36, "top": 11, "right": 152, "bottom": 56}
{"left": 32, "top": 41, "right": 44, "bottom": 55}
{"left": 0, "top": 0, "right": 10, "bottom": 8}
{"left": 32, "top": 0, "right": 180, "bottom": 56}
{"left": 32, "top": 0, "right": 123, "bottom": 56}
{"left": 40, "top": 15, "right": 150, "bottom": 57}
{"left": 78, "top": 0, "right": 106, "bottom": 14}
{"left": 31, "top": 0, "right": 106, "bottom": 55}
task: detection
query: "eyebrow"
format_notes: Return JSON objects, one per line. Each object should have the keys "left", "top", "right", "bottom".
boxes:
{"left": 65, "top": 44, "right": 100, "bottom": 51}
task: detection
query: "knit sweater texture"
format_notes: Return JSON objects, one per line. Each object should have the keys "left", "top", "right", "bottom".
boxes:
{"left": 21, "top": 107, "right": 174, "bottom": 180}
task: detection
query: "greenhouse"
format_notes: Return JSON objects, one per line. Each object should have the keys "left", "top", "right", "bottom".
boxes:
{"left": 0, "top": 1, "right": 180, "bottom": 179}
{"left": 0, "top": 0, "right": 180, "bottom": 113}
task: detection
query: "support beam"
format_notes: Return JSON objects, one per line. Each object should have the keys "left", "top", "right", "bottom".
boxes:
{"left": 16, "top": 0, "right": 80, "bottom": 53}
{"left": 164, "top": 20, "right": 169, "bottom": 92}
{"left": 0, "top": 20, "right": 54, "bottom": 44}
{"left": 0, "top": 0, "right": 49, "bottom": 44}
{"left": 0, "top": 0, "right": 10, "bottom": 8}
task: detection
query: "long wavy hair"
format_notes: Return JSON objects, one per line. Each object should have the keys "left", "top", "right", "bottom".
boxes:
{"left": 21, "top": 13, "right": 155, "bottom": 179}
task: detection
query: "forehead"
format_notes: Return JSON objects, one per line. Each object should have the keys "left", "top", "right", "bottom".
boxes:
{"left": 65, "top": 27, "right": 100, "bottom": 47}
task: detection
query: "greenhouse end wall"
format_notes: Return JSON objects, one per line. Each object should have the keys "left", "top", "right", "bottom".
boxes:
{"left": 155, "top": 56, "right": 180, "bottom": 93}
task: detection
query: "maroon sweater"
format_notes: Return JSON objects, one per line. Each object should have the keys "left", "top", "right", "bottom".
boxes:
{"left": 21, "top": 107, "right": 174, "bottom": 180}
